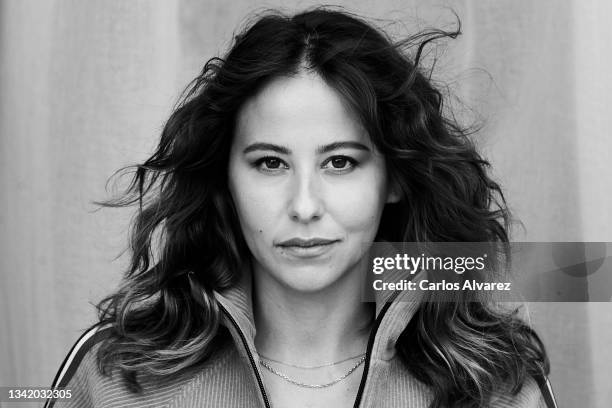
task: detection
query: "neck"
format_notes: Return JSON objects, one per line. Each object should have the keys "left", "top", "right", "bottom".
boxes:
{"left": 252, "top": 264, "right": 373, "bottom": 365}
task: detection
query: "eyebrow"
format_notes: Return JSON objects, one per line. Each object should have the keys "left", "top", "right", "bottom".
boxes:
{"left": 243, "top": 141, "right": 370, "bottom": 155}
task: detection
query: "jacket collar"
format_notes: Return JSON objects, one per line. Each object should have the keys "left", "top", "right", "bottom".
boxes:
{"left": 214, "top": 262, "right": 428, "bottom": 362}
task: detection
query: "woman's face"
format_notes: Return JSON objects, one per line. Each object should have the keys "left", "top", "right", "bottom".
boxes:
{"left": 228, "top": 72, "right": 397, "bottom": 293}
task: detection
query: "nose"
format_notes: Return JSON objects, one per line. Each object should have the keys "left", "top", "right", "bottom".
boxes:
{"left": 287, "top": 172, "right": 324, "bottom": 223}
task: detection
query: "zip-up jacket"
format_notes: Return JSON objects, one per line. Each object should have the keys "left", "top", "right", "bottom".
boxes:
{"left": 45, "top": 271, "right": 557, "bottom": 408}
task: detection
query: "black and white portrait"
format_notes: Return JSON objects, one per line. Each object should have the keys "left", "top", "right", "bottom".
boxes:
{"left": 1, "top": 1, "right": 611, "bottom": 408}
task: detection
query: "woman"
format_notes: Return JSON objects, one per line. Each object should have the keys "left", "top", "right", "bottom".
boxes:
{"left": 46, "top": 8, "right": 555, "bottom": 408}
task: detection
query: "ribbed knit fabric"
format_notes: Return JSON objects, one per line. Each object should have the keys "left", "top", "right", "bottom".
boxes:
{"left": 46, "top": 270, "right": 554, "bottom": 408}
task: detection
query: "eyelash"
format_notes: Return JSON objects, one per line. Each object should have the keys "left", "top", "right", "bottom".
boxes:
{"left": 252, "top": 155, "right": 358, "bottom": 173}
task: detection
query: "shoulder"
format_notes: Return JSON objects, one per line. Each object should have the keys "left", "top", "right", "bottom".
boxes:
{"left": 45, "top": 323, "right": 230, "bottom": 408}
{"left": 44, "top": 323, "right": 113, "bottom": 408}
{"left": 490, "top": 375, "right": 558, "bottom": 408}
{"left": 47, "top": 323, "right": 114, "bottom": 391}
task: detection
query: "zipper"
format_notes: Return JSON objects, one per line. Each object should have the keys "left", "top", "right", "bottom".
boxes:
{"left": 352, "top": 291, "right": 400, "bottom": 408}
{"left": 219, "top": 291, "right": 399, "bottom": 408}
{"left": 219, "top": 303, "right": 272, "bottom": 408}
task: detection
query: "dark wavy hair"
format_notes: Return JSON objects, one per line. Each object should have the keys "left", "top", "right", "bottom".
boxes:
{"left": 95, "top": 7, "right": 548, "bottom": 407}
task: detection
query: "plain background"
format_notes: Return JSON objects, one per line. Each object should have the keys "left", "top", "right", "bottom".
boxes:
{"left": 1, "top": 1, "right": 611, "bottom": 407}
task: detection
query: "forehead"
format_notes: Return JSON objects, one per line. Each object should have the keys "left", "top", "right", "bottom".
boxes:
{"left": 234, "top": 72, "right": 370, "bottom": 148}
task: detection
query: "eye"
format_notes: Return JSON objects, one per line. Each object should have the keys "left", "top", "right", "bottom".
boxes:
{"left": 253, "top": 156, "right": 289, "bottom": 172}
{"left": 322, "top": 155, "right": 358, "bottom": 172}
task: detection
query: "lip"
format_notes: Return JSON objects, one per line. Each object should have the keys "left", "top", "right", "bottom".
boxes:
{"left": 276, "top": 237, "right": 340, "bottom": 258}
{"left": 277, "top": 237, "right": 339, "bottom": 247}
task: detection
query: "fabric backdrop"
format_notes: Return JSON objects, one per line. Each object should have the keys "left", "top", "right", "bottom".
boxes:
{"left": 1, "top": 1, "right": 611, "bottom": 407}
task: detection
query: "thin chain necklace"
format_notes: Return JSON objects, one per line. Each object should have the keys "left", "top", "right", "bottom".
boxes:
{"left": 259, "top": 352, "right": 366, "bottom": 369}
{"left": 259, "top": 355, "right": 366, "bottom": 388}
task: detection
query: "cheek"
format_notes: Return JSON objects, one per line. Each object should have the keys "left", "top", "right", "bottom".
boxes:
{"left": 229, "top": 171, "right": 281, "bottom": 240}
{"left": 327, "top": 175, "right": 387, "bottom": 232}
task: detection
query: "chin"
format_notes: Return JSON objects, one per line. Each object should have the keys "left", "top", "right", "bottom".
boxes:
{"left": 270, "top": 263, "right": 351, "bottom": 294}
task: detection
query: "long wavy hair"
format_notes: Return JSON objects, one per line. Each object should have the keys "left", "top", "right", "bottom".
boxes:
{"left": 96, "top": 7, "right": 548, "bottom": 407}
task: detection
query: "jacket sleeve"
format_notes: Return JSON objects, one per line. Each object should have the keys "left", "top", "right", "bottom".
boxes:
{"left": 44, "top": 324, "right": 113, "bottom": 408}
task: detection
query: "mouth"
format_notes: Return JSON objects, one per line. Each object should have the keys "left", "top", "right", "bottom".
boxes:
{"left": 276, "top": 238, "right": 341, "bottom": 258}
{"left": 277, "top": 238, "right": 340, "bottom": 247}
